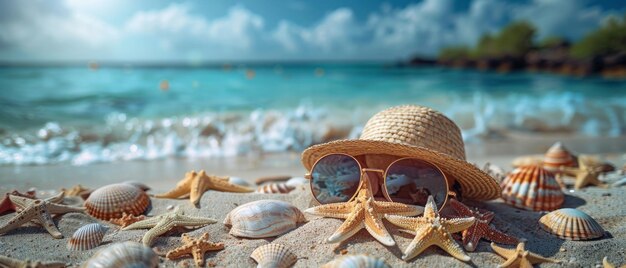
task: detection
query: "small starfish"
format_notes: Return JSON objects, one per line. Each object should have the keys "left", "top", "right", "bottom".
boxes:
{"left": 166, "top": 232, "right": 224, "bottom": 267}
{"left": 0, "top": 190, "right": 36, "bottom": 215}
{"left": 385, "top": 196, "right": 475, "bottom": 261}
{"left": 109, "top": 212, "right": 147, "bottom": 228}
{"left": 560, "top": 155, "right": 608, "bottom": 189}
{"left": 0, "top": 254, "right": 65, "bottom": 268}
{"left": 304, "top": 178, "right": 423, "bottom": 246}
{"left": 491, "top": 242, "right": 560, "bottom": 268}
{"left": 602, "top": 256, "right": 625, "bottom": 268}
{"left": 122, "top": 207, "right": 217, "bottom": 246}
{"left": 61, "top": 184, "right": 92, "bottom": 200}
{"left": 154, "top": 170, "right": 254, "bottom": 206}
{"left": 449, "top": 199, "right": 519, "bottom": 251}
{"left": 0, "top": 194, "right": 85, "bottom": 238}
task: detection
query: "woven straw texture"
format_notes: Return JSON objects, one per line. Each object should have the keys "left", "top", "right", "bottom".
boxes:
{"left": 301, "top": 105, "right": 500, "bottom": 200}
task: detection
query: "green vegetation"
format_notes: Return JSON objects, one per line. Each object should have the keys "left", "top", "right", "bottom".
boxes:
{"left": 538, "top": 36, "right": 567, "bottom": 49}
{"left": 571, "top": 14, "right": 626, "bottom": 59}
{"left": 438, "top": 46, "right": 471, "bottom": 60}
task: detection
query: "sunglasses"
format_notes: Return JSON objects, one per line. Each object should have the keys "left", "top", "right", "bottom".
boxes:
{"left": 305, "top": 153, "right": 456, "bottom": 209}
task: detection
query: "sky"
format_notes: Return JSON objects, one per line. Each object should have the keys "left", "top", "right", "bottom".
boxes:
{"left": 0, "top": 0, "right": 624, "bottom": 62}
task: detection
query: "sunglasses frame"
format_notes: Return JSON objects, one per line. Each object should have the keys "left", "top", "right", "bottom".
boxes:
{"left": 305, "top": 153, "right": 454, "bottom": 209}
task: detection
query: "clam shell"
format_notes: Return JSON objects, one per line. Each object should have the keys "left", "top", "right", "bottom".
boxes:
{"left": 321, "top": 255, "right": 390, "bottom": 268}
{"left": 67, "top": 223, "right": 108, "bottom": 251}
{"left": 543, "top": 142, "right": 577, "bottom": 172}
{"left": 250, "top": 243, "right": 296, "bottom": 268}
{"left": 85, "top": 183, "right": 150, "bottom": 220}
{"left": 82, "top": 241, "right": 158, "bottom": 268}
{"left": 501, "top": 165, "right": 564, "bottom": 211}
{"left": 539, "top": 208, "right": 605, "bottom": 240}
{"left": 255, "top": 183, "right": 295, "bottom": 194}
{"left": 224, "top": 200, "right": 305, "bottom": 238}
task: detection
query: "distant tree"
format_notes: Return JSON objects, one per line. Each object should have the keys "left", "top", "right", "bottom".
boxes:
{"left": 492, "top": 21, "right": 536, "bottom": 56}
{"left": 474, "top": 34, "right": 496, "bottom": 57}
{"left": 571, "top": 14, "right": 626, "bottom": 58}
{"left": 438, "top": 46, "right": 471, "bottom": 60}
{"left": 538, "top": 36, "right": 569, "bottom": 49}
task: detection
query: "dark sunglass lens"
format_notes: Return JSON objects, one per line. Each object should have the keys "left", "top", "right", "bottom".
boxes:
{"left": 311, "top": 154, "right": 361, "bottom": 204}
{"left": 385, "top": 159, "right": 447, "bottom": 207}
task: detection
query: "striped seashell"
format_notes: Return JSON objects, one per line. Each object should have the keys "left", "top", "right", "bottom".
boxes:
{"left": 255, "top": 183, "right": 295, "bottom": 194}
{"left": 82, "top": 241, "right": 158, "bottom": 268}
{"left": 250, "top": 243, "right": 297, "bottom": 268}
{"left": 543, "top": 142, "right": 577, "bottom": 172}
{"left": 539, "top": 208, "right": 605, "bottom": 240}
{"left": 501, "top": 165, "right": 564, "bottom": 211}
{"left": 67, "top": 223, "right": 108, "bottom": 251}
{"left": 224, "top": 200, "right": 306, "bottom": 238}
{"left": 321, "top": 255, "right": 390, "bottom": 268}
{"left": 84, "top": 183, "right": 150, "bottom": 220}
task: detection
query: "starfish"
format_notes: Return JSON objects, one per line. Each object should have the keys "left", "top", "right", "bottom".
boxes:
{"left": 560, "top": 156, "right": 608, "bottom": 189}
{"left": 602, "top": 256, "right": 624, "bottom": 268}
{"left": 166, "top": 232, "right": 224, "bottom": 267}
{"left": 109, "top": 212, "right": 147, "bottom": 228}
{"left": 304, "top": 177, "right": 422, "bottom": 246}
{"left": 0, "top": 194, "right": 84, "bottom": 238}
{"left": 60, "top": 184, "right": 92, "bottom": 200}
{"left": 122, "top": 207, "right": 217, "bottom": 246}
{"left": 448, "top": 199, "right": 519, "bottom": 251}
{"left": 154, "top": 170, "right": 254, "bottom": 206}
{"left": 491, "top": 242, "right": 560, "bottom": 268}
{"left": 0, "top": 190, "right": 36, "bottom": 215}
{"left": 0, "top": 254, "right": 65, "bottom": 268}
{"left": 385, "top": 196, "right": 475, "bottom": 261}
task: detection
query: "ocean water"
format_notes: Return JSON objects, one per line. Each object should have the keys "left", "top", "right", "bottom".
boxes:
{"left": 1, "top": 63, "right": 625, "bottom": 165}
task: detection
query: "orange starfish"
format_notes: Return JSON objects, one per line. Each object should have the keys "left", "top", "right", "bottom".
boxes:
{"left": 491, "top": 242, "right": 560, "bottom": 267}
{"left": 0, "top": 190, "right": 36, "bottom": 215}
{"left": 560, "top": 155, "right": 608, "bottom": 189}
{"left": 448, "top": 199, "right": 519, "bottom": 251}
{"left": 154, "top": 170, "right": 254, "bottom": 206}
{"left": 166, "top": 232, "right": 224, "bottom": 267}
{"left": 109, "top": 212, "right": 147, "bottom": 228}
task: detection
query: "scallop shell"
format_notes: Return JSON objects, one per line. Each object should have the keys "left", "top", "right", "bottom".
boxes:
{"left": 543, "top": 142, "right": 577, "bottom": 172}
{"left": 539, "top": 208, "right": 605, "bottom": 240}
{"left": 67, "top": 223, "right": 108, "bottom": 251}
{"left": 250, "top": 243, "right": 297, "bottom": 268}
{"left": 321, "top": 255, "right": 390, "bottom": 268}
{"left": 255, "top": 183, "right": 295, "bottom": 194}
{"left": 501, "top": 165, "right": 564, "bottom": 211}
{"left": 82, "top": 241, "right": 158, "bottom": 268}
{"left": 223, "top": 200, "right": 306, "bottom": 238}
{"left": 85, "top": 183, "right": 150, "bottom": 220}
{"left": 229, "top": 176, "right": 252, "bottom": 188}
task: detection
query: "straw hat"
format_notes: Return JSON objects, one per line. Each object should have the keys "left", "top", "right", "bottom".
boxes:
{"left": 301, "top": 105, "right": 500, "bottom": 200}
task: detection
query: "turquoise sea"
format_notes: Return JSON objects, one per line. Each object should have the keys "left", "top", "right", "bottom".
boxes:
{"left": 1, "top": 63, "right": 625, "bottom": 165}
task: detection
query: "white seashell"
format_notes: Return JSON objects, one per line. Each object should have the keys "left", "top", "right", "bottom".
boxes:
{"left": 250, "top": 243, "right": 297, "bottom": 268}
{"left": 82, "top": 241, "right": 158, "bottom": 268}
{"left": 539, "top": 208, "right": 605, "bottom": 240}
{"left": 67, "top": 223, "right": 108, "bottom": 251}
{"left": 500, "top": 165, "right": 564, "bottom": 211}
{"left": 285, "top": 177, "right": 307, "bottom": 188}
{"left": 223, "top": 200, "right": 306, "bottom": 238}
{"left": 255, "top": 183, "right": 295, "bottom": 194}
{"left": 85, "top": 183, "right": 150, "bottom": 220}
{"left": 543, "top": 142, "right": 577, "bottom": 172}
{"left": 321, "top": 255, "right": 390, "bottom": 268}
{"left": 229, "top": 176, "right": 252, "bottom": 187}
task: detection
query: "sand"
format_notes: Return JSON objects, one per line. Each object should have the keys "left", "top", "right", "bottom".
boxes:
{"left": 1, "top": 136, "right": 625, "bottom": 267}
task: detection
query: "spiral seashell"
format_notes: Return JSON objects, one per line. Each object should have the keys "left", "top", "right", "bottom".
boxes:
{"left": 67, "top": 223, "right": 108, "bottom": 251}
{"left": 224, "top": 200, "right": 306, "bottom": 238}
{"left": 82, "top": 241, "right": 158, "bottom": 268}
{"left": 501, "top": 165, "right": 564, "bottom": 211}
{"left": 250, "top": 243, "right": 297, "bottom": 268}
{"left": 255, "top": 183, "right": 295, "bottom": 194}
{"left": 539, "top": 208, "right": 605, "bottom": 240}
{"left": 84, "top": 183, "right": 150, "bottom": 220}
{"left": 321, "top": 255, "right": 390, "bottom": 268}
{"left": 543, "top": 142, "right": 577, "bottom": 172}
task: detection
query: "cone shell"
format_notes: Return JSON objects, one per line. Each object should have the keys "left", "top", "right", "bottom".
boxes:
{"left": 543, "top": 142, "right": 577, "bottom": 172}
{"left": 501, "top": 165, "right": 564, "bottom": 211}
{"left": 321, "top": 255, "right": 390, "bottom": 268}
{"left": 67, "top": 223, "right": 108, "bottom": 251}
{"left": 224, "top": 200, "right": 306, "bottom": 238}
{"left": 250, "top": 244, "right": 297, "bottom": 268}
{"left": 85, "top": 183, "right": 150, "bottom": 220}
{"left": 82, "top": 241, "right": 158, "bottom": 268}
{"left": 539, "top": 208, "right": 605, "bottom": 240}
{"left": 255, "top": 183, "right": 295, "bottom": 194}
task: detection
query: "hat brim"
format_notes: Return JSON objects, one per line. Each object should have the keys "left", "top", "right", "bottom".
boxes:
{"left": 301, "top": 139, "right": 501, "bottom": 201}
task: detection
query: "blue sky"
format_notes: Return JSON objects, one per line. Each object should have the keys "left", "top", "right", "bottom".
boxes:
{"left": 0, "top": 0, "right": 624, "bottom": 62}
